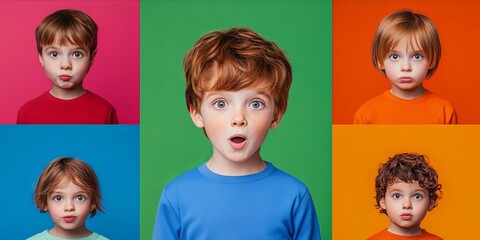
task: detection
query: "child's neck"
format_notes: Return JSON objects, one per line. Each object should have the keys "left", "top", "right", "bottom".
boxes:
{"left": 390, "top": 85, "right": 426, "bottom": 100}
{"left": 388, "top": 224, "right": 423, "bottom": 236}
{"left": 50, "top": 86, "right": 86, "bottom": 100}
{"left": 206, "top": 153, "right": 267, "bottom": 176}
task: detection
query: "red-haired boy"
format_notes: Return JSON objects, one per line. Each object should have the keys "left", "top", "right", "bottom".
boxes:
{"left": 153, "top": 28, "right": 320, "bottom": 240}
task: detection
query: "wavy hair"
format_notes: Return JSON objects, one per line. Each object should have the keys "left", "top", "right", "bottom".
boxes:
{"left": 375, "top": 153, "right": 442, "bottom": 214}
{"left": 34, "top": 157, "right": 103, "bottom": 217}
{"left": 184, "top": 27, "right": 292, "bottom": 118}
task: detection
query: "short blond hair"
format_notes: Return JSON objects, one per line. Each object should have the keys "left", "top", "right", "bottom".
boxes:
{"left": 372, "top": 10, "right": 441, "bottom": 79}
{"left": 34, "top": 157, "right": 103, "bottom": 217}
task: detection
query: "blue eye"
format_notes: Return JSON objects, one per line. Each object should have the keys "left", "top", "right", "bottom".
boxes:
{"left": 413, "top": 193, "right": 423, "bottom": 200}
{"left": 213, "top": 100, "right": 227, "bottom": 109}
{"left": 49, "top": 52, "right": 59, "bottom": 58}
{"left": 73, "top": 51, "right": 84, "bottom": 58}
{"left": 413, "top": 54, "right": 424, "bottom": 61}
{"left": 250, "top": 100, "right": 264, "bottom": 109}
{"left": 75, "top": 195, "right": 87, "bottom": 201}
{"left": 389, "top": 54, "right": 400, "bottom": 60}
{"left": 52, "top": 195, "right": 63, "bottom": 201}
{"left": 392, "top": 193, "right": 401, "bottom": 199}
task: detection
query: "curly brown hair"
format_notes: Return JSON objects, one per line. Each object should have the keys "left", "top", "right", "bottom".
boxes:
{"left": 375, "top": 153, "right": 442, "bottom": 214}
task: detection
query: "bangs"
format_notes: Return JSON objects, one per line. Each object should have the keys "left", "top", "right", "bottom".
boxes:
{"left": 38, "top": 25, "right": 90, "bottom": 51}
{"left": 197, "top": 60, "right": 281, "bottom": 96}
{"left": 36, "top": 9, "right": 97, "bottom": 54}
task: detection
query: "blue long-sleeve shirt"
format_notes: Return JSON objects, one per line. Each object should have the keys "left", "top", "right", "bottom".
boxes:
{"left": 153, "top": 162, "right": 320, "bottom": 240}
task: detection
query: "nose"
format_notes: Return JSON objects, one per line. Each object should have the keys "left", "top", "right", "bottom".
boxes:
{"left": 231, "top": 109, "right": 247, "bottom": 127}
{"left": 402, "top": 199, "right": 412, "bottom": 210}
{"left": 64, "top": 199, "right": 75, "bottom": 212}
{"left": 401, "top": 59, "right": 411, "bottom": 72}
{"left": 61, "top": 56, "right": 72, "bottom": 70}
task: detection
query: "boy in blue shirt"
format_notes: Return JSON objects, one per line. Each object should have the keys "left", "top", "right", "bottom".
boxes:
{"left": 153, "top": 28, "right": 320, "bottom": 240}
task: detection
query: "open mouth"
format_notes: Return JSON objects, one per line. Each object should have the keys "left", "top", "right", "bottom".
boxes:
{"left": 230, "top": 136, "right": 246, "bottom": 143}
{"left": 229, "top": 135, "right": 247, "bottom": 149}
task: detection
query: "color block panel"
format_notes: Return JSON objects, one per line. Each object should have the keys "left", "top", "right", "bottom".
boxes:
{"left": 140, "top": 1, "right": 332, "bottom": 239}
{"left": 333, "top": 125, "right": 480, "bottom": 239}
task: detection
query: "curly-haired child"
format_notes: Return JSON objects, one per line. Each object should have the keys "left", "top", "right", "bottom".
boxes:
{"left": 368, "top": 153, "right": 442, "bottom": 239}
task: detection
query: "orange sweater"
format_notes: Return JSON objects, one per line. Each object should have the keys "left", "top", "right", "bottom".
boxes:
{"left": 368, "top": 229, "right": 442, "bottom": 240}
{"left": 354, "top": 90, "right": 457, "bottom": 124}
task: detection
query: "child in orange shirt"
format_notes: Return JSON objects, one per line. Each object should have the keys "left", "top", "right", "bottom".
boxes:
{"left": 354, "top": 10, "right": 457, "bottom": 124}
{"left": 368, "top": 153, "right": 442, "bottom": 240}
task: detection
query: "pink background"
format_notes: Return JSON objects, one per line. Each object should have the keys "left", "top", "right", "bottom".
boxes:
{"left": 0, "top": 0, "right": 139, "bottom": 124}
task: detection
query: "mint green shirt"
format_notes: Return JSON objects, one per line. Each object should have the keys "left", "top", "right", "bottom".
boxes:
{"left": 27, "top": 230, "right": 109, "bottom": 240}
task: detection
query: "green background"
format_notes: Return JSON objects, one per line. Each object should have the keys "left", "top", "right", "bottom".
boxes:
{"left": 140, "top": 0, "right": 332, "bottom": 239}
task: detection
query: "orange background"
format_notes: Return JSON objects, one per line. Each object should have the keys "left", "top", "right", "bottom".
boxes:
{"left": 333, "top": 125, "right": 480, "bottom": 239}
{"left": 333, "top": 0, "right": 480, "bottom": 124}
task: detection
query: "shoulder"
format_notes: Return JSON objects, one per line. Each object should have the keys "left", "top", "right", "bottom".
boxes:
{"left": 358, "top": 91, "right": 391, "bottom": 109}
{"left": 354, "top": 91, "right": 391, "bottom": 123}
{"left": 19, "top": 92, "right": 50, "bottom": 110}
{"left": 90, "top": 232, "right": 110, "bottom": 240}
{"left": 81, "top": 91, "right": 115, "bottom": 108}
{"left": 26, "top": 230, "right": 49, "bottom": 240}
{"left": 268, "top": 165, "right": 309, "bottom": 190}
{"left": 425, "top": 91, "right": 454, "bottom": 107}
{"left": 162, "top": 166, "right": 203, "bottom": 193}
{"left": 421, "top": 230, "right": 443, "bottom": 240}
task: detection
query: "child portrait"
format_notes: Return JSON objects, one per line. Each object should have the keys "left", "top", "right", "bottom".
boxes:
{"left": 333, "top": 0, "right": 480, "bottom": 124}
{"left": 333, "top": 125, "right": 480, "bottom": 239}
{"left": 0, "top": 125, "right": 139, "bottom": 239}
{"left": 0, "top": 1, "right": 139, "bottom": 124}
{"left": 140, "top": 0, "right": 332, "bottom": 239}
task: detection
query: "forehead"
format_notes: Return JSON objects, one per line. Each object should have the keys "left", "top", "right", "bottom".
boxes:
{"left": 50, "top": 179, "right": 87, "bottom": 193}
{"left": 41, "top": 33, "right": 87, "bottom": 48}
{"left": 203, "top": 86, "right": 271, "bottom": 98}
{"left": 386, "top": 180, "right": 426, "bottom": 192}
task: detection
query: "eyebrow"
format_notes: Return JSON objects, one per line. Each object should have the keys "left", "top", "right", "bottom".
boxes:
{"left": 388, "top": 188, "right": 427, "bottom": 193}
{"left": 43, "top": 45, "right": 86, "bottom": 51}
{"left": 205, "top": 91, "right": 271, "bottom": 99}
{"left": 50, "top": 190, "right": 88, "bottom": 195}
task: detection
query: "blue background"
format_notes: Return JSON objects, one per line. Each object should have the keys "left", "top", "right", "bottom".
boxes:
{"left": 0, "top": 125, "right": 139, "bottom": 239}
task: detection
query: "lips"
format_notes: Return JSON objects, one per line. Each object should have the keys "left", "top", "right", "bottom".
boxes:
{"left": 229, "top": 135, "right": 247, "bottom": 149}
{"left": 59, "top": 75, "right": 72, "bottom": 81}
{"left": 63, "top": 216, "right": 76, "bottom": 223}
{"left": 399, "top": 77, "right": 413, "bottom": 83}
{"left": 400, "top": 213, "right": 412, "bottom": 220}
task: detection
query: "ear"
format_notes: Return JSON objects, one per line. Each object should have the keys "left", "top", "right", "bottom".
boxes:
{"left": 189, "top": 107, "right": 204, "bottom": 128}
{"left": 379, "top": 197, "right": 387, "bottom": 210}
{"left": 39, "top": 54, "right": 44, "bottom": 67}
{"left": 90, "top": 203, "right": 96, "bottom": 212}
{"left": 270, "top": 113, "right": 283, "bottom": 129}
